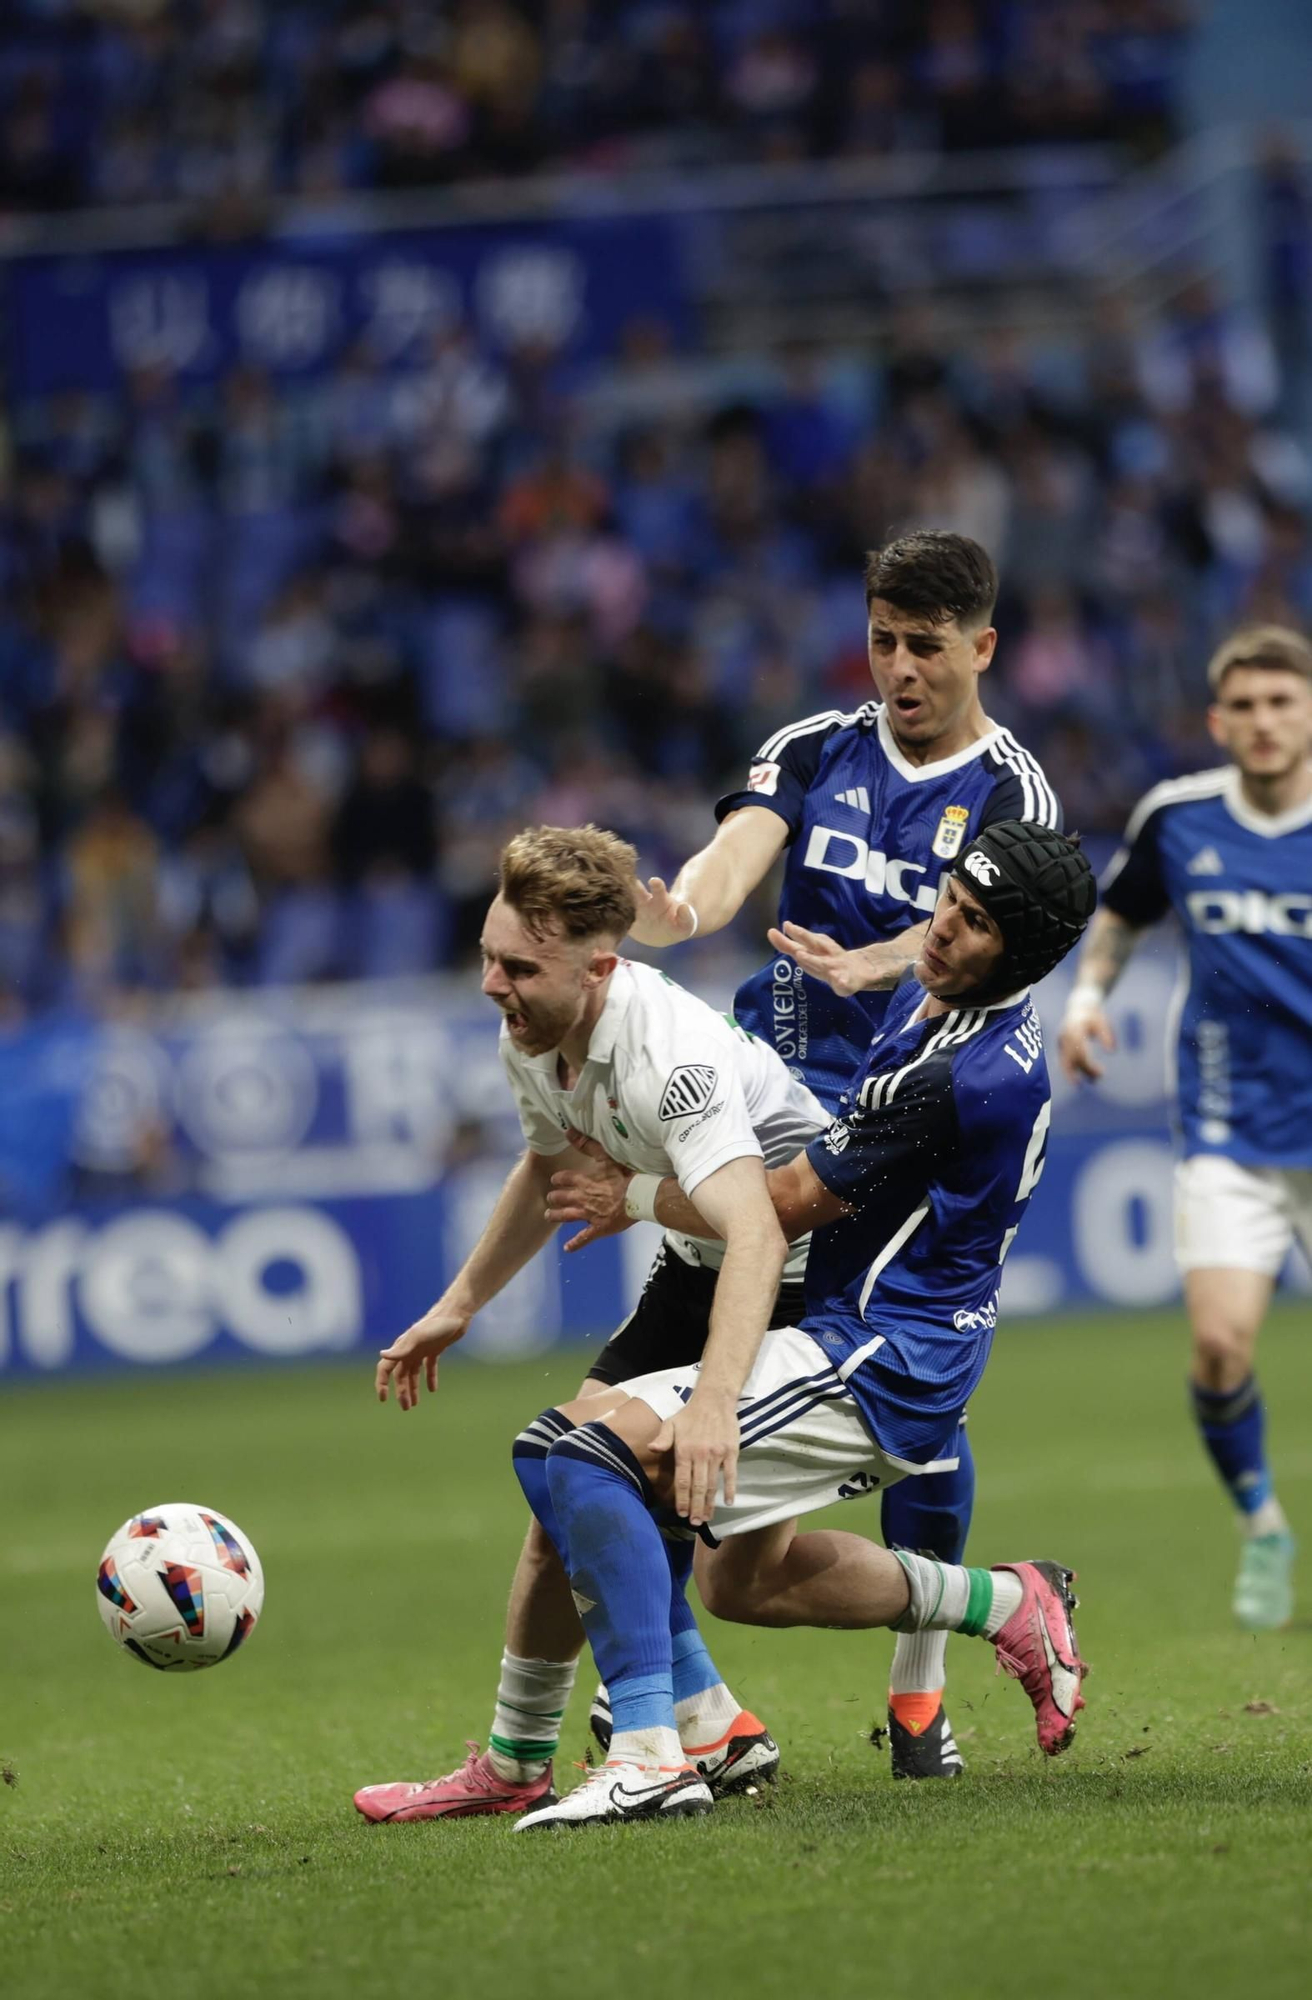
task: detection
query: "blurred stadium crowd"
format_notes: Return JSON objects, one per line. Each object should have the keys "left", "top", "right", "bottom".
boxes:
{"left": 2, "top": 0, "right": 1190, "bottom": 214}
{"left": 3, "top": 0, "right": 1312, "bottom": 1021}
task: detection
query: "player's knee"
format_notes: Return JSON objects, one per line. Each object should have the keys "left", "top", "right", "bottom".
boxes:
{"left": 1190, "top": 1318, "right": 1255, "bottom": 1391}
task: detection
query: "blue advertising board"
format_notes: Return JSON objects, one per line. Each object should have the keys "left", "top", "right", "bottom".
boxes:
{"left": 0, "top": 956, "right": 1305, "bottom": 1378}
{"left": 5, "top": 212, "right": 691, "bottom": 398}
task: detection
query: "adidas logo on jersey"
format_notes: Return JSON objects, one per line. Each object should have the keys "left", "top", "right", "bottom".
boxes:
{"left": 834, "top": 786, "right": 871, "bottom": 812}
{"left": 1187, "top": 846, "right": 1224, "bottom": 876}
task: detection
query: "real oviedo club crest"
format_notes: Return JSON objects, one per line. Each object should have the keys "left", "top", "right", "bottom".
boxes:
{"left": 932, "top": 804, "right": 971, "bottom": 860}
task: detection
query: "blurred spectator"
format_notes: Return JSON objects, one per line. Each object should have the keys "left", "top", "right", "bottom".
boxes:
{"left": 0, "top": 1, "right": 1192, "bottom": 219}
{"left": 1257, "top": 132, "right": 1312, "bottom": 424}
{"left": 63, "top": 788, "right": 162, "bottom": 997}
{"left": 333, "top": 725, "right": 437, "bottom": 887}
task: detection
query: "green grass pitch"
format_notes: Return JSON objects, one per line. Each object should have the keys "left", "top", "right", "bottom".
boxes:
{"left": 3, "top": 1305, "right": 1309, "bottom": 2000}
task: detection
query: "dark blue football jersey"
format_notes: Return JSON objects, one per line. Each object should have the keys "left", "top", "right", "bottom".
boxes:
{"left": 717, "top": 702, "right": 1061, "bottom": 1112}
{"left": 801, "top": 976, "right": 1053, "bottom": 1468}
{"left": 1100, "top": 765, "right": 1312, "bottom": 1168}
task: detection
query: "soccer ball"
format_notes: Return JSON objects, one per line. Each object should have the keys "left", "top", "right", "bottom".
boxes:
{"left": 96, "top": 1503, "right": 264, "bottom": 1671}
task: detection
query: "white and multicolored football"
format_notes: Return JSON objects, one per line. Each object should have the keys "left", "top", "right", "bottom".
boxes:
{"left": 95, "top": 1503, "right": 264, "bottom": 1671}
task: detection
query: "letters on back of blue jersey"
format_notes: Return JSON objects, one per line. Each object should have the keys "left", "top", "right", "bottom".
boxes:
{"left": 799, "top": 978, "right": 1053, "bottom": 1468}
{"left": 1101, "top": 766, "right": 1312, "bottom": 1167}
{"left": 718, "top": 703, "right": 1061, "bottom": 1112}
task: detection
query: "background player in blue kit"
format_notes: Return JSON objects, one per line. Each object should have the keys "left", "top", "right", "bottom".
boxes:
{"left": 520, "top": 821, "right": 1096, "bottom": 1829}
{"left": 1060, "top": 625, "right": 1312, "bottom": 1631}
{"left": 625, "top": 530, "right": 1061, "bottom": 1776}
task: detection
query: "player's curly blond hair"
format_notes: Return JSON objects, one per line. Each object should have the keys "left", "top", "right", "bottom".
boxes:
{"left": 1207, "top": 624, "right": 1312, "bottom": 694}
{"left": 498, "top": 824, "right": 638, "bottom": 943}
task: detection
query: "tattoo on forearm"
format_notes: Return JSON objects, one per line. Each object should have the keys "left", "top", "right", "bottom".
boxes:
{"left": 1078, "top": 913, "right": 1140, "bottom": 996}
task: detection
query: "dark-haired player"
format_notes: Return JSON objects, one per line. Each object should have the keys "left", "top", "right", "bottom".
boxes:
{"left": 621, "top": 530, "right": 1061, "bottom": 1777}
{"left": 516, "top": 822, "right": 1096, "bottom": 1828}
{"left": 1060, "top": 624, "right": 1312, "bottom": 1631}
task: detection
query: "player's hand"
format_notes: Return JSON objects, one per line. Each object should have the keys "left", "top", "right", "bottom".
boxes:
{"left": 375, "top": 1308, "right": 469, "bottom": 1411}
{"left": 766, "top": 921, "right": 885, "bottom": 996}
{"left": 655, "top": 1390, "right": 739, "bottom": 1529}
{"left": 1058, "top": 1007, "right": 1116, "bottom": 1084}
{"left": 629, "top": 875, "right": 698, "bottom": 948}
{"left": 545, "top": 1127, "right": 635, "bottom": 1251}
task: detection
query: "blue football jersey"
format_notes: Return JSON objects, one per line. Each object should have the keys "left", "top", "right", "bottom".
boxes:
{"left": 800, "top": 977, "right": 1053, "bottom": 1468}
{"left": 717, "top": 702, "right": 1061, "bottom": 1112}
{"left": 1100, "top": 765, "right": 1312, "bottom": 1168}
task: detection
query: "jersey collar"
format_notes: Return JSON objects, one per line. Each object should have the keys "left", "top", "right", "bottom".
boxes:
{"left": 907, "top": 982, "right": 1032, "bottom": 1024}
{"left": 580, "top": 959, "right": 634, "bottom": 1066}
{"left": 1222, "top": 764, "right": 1312, "bottom": 837}
{"left": 876, "top": 705, "right": 1003, "bottom": 783}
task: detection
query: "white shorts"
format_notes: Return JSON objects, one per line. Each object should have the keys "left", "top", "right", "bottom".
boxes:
{"left": 1175, "top": 1154, "right": 1312, "bottom": 1277}
{"left": 617, "top": 1324, "right": 908, "bottom": 1539}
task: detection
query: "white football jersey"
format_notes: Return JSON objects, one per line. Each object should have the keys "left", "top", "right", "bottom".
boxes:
{"left": 500, "top": 958, "right": 829, "bottom": 1275}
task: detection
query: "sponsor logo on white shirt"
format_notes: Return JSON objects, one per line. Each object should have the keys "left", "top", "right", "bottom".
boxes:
{"left": 658, "top": 1063, "right": 719, "bottom": 1119}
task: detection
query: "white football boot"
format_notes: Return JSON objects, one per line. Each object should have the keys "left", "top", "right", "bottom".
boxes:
{"left": 515, "top": 1757, "right": 713, "bottom": 1830}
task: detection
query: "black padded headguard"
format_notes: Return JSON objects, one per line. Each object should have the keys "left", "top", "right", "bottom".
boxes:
{"left": 947, "top": 821, "right": 1096, "bottom": 1005}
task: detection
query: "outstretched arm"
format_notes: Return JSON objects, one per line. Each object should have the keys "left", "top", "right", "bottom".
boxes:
{"left": 629, "top": 808, "right": 788, "bottom": 946}
{"left": 377, "top": 1146, "right": 572, "bottom": 1409}
{"left": 767, "top": 918, "right": 928, "bottom": 995}
{"left": 1057, "top": 907, "right": 1146, "bottom": 1084}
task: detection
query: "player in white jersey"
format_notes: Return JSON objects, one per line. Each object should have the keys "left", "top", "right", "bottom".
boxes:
{"left": 353, "top": 824, "right": 828, "bottom": 1823}
{"left": 1060, "top": 625, "right": 1312, "bottom": 1630}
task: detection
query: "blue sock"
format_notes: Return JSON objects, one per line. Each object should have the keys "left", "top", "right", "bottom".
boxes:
{"left": 881, "top": 1425, "right": 975, "bottom": 1562}
{"left": 511, "top": 1407, "right": 574, "bottom": 1559}
{"left": 545, "top": 1423, "right": 677, "bottom": 1738}
{"left": 665, "top": 1534, "right": 723, "bottom": 1705}
{"left": 1191, "top": 1377, "right": 1272, "bottom": 1516}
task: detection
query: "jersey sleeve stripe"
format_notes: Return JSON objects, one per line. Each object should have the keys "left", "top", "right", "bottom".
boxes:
{"left": 864, "top": 1007, "right": 986, "bottom": 1108}
{"left": 994, "top": 731, "right": 1060, "bottom": 826}
{"left": 857, "top": 1200, "right": 932, "bottom": 1318}
{"left": 755, "top": 707, "right": 859, "bottom": 763}
{"left": 1099, "top": 844, "right": 1132, "bottom": 894}
{"left": 1120, "top": 767, "right": 1229, "bottom": 845}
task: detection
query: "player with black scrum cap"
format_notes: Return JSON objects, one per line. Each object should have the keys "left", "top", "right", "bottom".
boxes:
{"left": 522, "top": 823, "right": 1098, "bottom": 1828}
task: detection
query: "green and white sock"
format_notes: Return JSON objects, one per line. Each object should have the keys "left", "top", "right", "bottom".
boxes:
{"left": 487, "top": 1651, "right": 577, "bottom": 1782}
{"left": 893, "top": 1553, "right": 1023, "bottom": 1639}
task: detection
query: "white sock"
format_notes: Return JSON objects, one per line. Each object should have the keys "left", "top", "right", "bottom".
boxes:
{"left": 487, "top": 1651, "right": 578, "bottom": 1782}
{"left": 610, "top": 1724, "right": 684, "bottom": 1771}
{"left": 981, "top": 1569, "right": 1024, "bottom": 1639}
{"left": 889, "top": 1627, "right": 949, "bottom": 1698}
{"left": 1247, "top": 1497, "right": 1290, "bottom": 1539}
{"left": 675, "top": 1680, "right": 741, "bottom": 1747}
{"left": 894, "top": 1553, "right": 1023, "bottom": 1639}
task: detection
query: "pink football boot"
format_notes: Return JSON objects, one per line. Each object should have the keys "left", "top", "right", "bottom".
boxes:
{"left": 991, "top": 1561, "right": 1088, "bottom": 1756}
{"left": 354, "top": 1743, "right": 556, "bottom": 1822}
